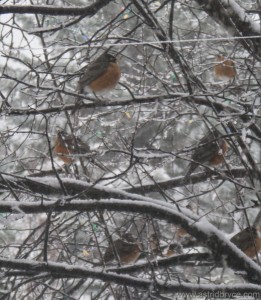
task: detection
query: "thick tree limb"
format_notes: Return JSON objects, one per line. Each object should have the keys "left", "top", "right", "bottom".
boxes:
{"left": 126, "top": 168, "right": 248, "bottom": 194}
{"left": 0, "top": 168, "right": 250, "bottom": 200}
{"left": 0, "top": 1, "right": 113, "bottom": 16}
{"left": 106, "top": 253, "right": 213, "bottom": 273}
{"left": 3, "top": 93, "right": 258, "bottom": 124}
{"left": 0, "top": 257, "right": 260, "bottom": 295}
{"left": 0, "top": 199, "right": 261, "bottom": 283}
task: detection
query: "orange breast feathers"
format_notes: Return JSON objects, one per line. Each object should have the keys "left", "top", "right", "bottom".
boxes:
{"left": 89, "top": 62, "right": 121, "bottom": 93}
{"left": 209, "top": 139, "right": 228, "bottom": 166}
{"left": 54, "top": 137, "right": 73, "bottom": 164}
{"left": 214, "top": 55, "right": 236, "bottom": 79}
{"left": 230, "top": 227, "right": 261, "bottom": 258}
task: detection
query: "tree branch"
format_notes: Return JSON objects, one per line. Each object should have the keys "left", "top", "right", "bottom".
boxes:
{"left": 0, "top": 0, "right": 113, "bottom": 16}
{"left": 0, "top": 199, "right": 261, "bottom": 283}
{"left": 195, "top": 0, "right": 261, "bottom": 59}
{"left": 0, "top": 168, "right": 251, "bottom": 200}
{"left": 0, "top": 257, "right": 260, "bottom": 294}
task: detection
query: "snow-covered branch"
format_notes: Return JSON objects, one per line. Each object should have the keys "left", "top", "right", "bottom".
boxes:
{"left": 0, "top": 169, "right": 250, "bottom": 200}
{"left": 195, "top": 0, "right": 261, "bottom": 59}
{"left": 0, "top": 0, "right": 113, "bottom": 16}
{"left": 0, "top": 198, "right": 260, "bottom": 283}
{"left": 1, "top": 257, "right": 260, "bottom": 295}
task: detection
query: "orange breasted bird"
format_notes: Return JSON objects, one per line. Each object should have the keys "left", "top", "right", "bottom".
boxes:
{"left": 72, "top": 50, "right": 121, "bottom": 114}
{"left": 104, "top": 233, "right": 141, "bottom": 265}
{"left": 214, "top": 54, "right": 236, "bottom": 80}
{"left": 54, "top": 130, "right": 90, "bottom": 164}
{"left": 183, "top": 128, "right": 228, "bottom": 183}
{"left": 230, "top": 226, "right": 261, "bottom": 259}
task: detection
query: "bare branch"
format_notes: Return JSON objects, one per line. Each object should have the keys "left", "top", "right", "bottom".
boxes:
{"left": 0, "top": 0, "right": 113, "bottom": 16}
{"left": 195, "top": 0, "right": 261, "bottom": 59}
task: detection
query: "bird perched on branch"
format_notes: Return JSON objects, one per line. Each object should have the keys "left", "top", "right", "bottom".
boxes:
{"left": 54, "top": 130, "right": 107, "bottom": 171}
{"left": 183, "top": 128, "right": 228, "bottom": 183}
{"left": 54, "top": 130, "right": 91, "bottom": 164}
{"left": 230, "top": 226, "right": 261, "bottom": 258}
{"left": 72, "top": 49, "right": 121, "bottom": 114}
{"left": 164, "top": 244, "right": 179, "bottom": 257}
{"left": 104, "top": 233, "right": 141, "bottom": 265}
{"left": 214, "top": 54, "right": 236, "bottom": 80}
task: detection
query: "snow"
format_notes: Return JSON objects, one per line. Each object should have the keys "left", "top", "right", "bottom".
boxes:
{"left": 222, "top": 0, "right": 261, "bottom": 32}
{"left": 1, "top": 190, "right": 261, "bottom": 277}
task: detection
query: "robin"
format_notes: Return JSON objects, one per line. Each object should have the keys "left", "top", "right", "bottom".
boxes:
{"left": 72, "top": 50, "right": 121, "bottom": 114}
{"left": 54, "top": 130, "right": 91, "bottom": 164}
{"left": 230, "top": 226, "right": 261, "bottom": 258}
{"left": 164, "top": 244, "right": 178, "bottom": 257}
{"left": 176, "top": 227, "right": 189, "bottom": 239}
{"left": 104, "top": 233, "right": 141, "bottom": 265}
{"left": 183, "top": 128, "right": 228, "bottom": 183}
{"left": 214, "top": 54, "right": 236, "bottom": 80}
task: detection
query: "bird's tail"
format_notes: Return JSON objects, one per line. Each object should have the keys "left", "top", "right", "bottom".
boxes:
{"left": 183, "top": 163, "right": 197, "bottom": 185}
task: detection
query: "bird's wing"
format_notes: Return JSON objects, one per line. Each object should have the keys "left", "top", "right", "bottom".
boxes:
{"left": 118, "top": 242, "right": 138, "bottom": 256}
{"left": 191, "top": 130, "right": 221, "bottom": 163}
{"left": 77, "top": 57, "right": 110, "bottom": 92}
{"left": 230, "top": 228, "right": 256, "bottom": 252}
{"left": 62, "top": 136, "right": 90, "bottom": 154}
{"left": 104, "top": 245, "right": 114, "bottom": 262}
{"left": 183, "top": 131, "right": 221, "bottom": 183}
{"left": 104, "top": 240, "right": 125, "bottom": 262}
{"left": 191, "top": 143, "right": 220, "bottom": 164}
{"left": 74, "top": 137, "right": 90, "bottom": 154}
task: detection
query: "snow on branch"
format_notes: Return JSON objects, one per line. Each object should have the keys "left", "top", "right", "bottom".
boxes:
{"left": 0, "top": 169, "right": 251, "bottom": 201}
{"left": 1, "top": 257, "right": 261, "bottom": 295}
{"left": 195, "top": 0, "right": 261, "bottom": 59}
{"left": 0, "top": 0, "right": 113, "bottom": 16}
{"left": 0, "top": 198, "right": 261, "bottom": 283}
